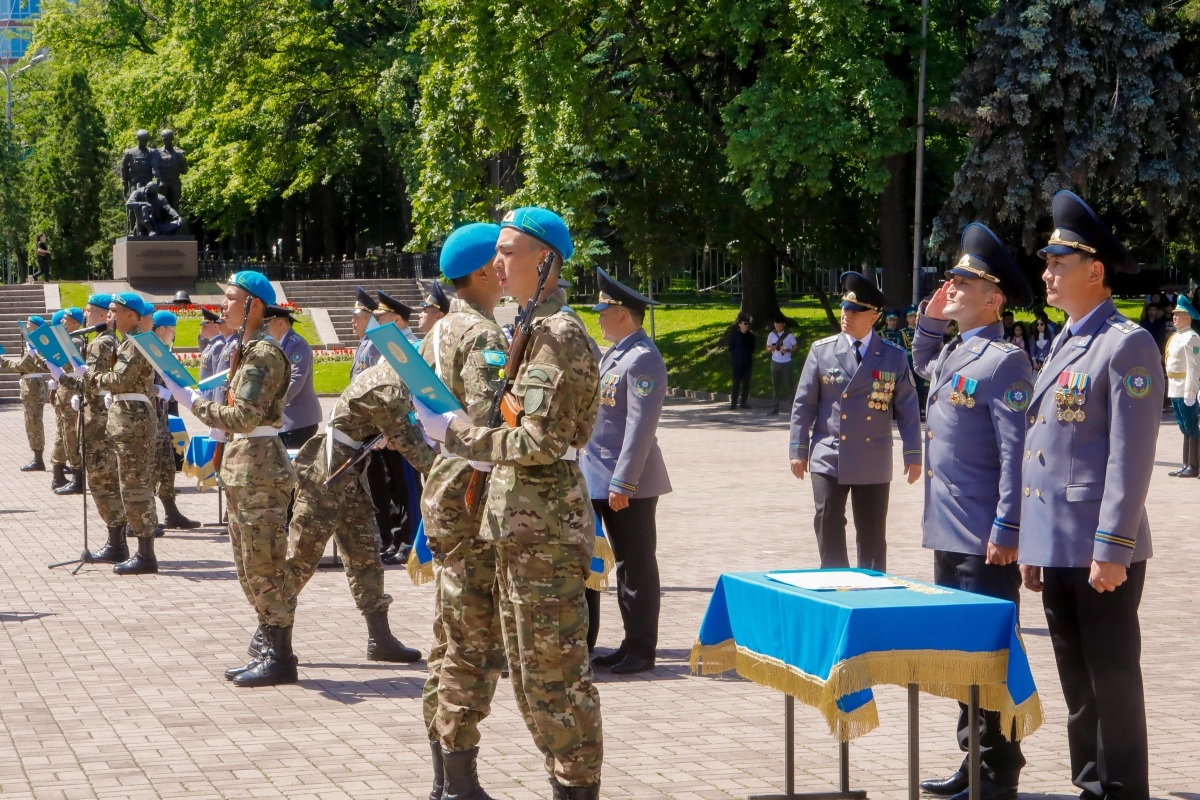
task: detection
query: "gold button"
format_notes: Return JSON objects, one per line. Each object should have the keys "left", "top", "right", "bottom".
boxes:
{"left": 1025, "top": 450, "right": 1031, "bottom": 459}
{"left": 1036, "top": 489, "right": 1042, "bottom": 497}
{"left": 841, "top": 434, "right": 847, "bottom": 440}
{"left": 1029, "top": 416, "right": 1035, "bottom": 424}
{"left": 927, "top": 469, "right": 933, "bottom": 477}
{"left": 866, "top": 415, "right": 872, "bottom": 421}
{"left": 1040, "top": 415, "right": 1045, "bottom": 423}
{"left": 931, "top": 394, "right": 937, "bottom": 403}
{"left": 1037, "top": 451, "right": 1042, "bottom": 458}
{"left": 841, "top": 414, "right": 847, "bottom": 419}
{"left": 865, "top": 437, "right": 871, "bottom": 442}
{"left": 1024, "top": 488, "right": 1030, "bottom": 496}
{"left": 927, "top": 430, "right": 934, "bottom": 439}
{"left": 843, "top": 393, "right": 848, "bottom": 399}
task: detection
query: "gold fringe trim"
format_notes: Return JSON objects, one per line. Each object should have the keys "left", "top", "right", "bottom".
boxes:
{"left": 689, "top": 639, "right": 1043, "bottom": 742}
{"left": 586, "top": 535, "right": 616, "bottom": 591}
{"left": 406, "top": 550, "right": 434, "bottom": 585}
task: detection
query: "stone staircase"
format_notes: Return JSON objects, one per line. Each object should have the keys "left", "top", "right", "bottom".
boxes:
{"left": 280, "top": 278, "right": 423, "bottom": 346}
{"left": 0, "top": 284, "right": 51, "bottom": 401}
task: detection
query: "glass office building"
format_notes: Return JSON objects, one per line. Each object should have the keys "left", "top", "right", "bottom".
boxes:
{"left": 0, "top": 0, "right": 39, "bottom": 66}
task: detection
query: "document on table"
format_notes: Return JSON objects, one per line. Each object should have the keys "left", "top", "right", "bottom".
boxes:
{"left": 766, "top": 570, "right": 905, "bottom": 591}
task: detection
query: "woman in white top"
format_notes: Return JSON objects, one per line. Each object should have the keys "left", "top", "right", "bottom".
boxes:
{"left": 1166, "top": 296, "right": 1200, "bottom": 477}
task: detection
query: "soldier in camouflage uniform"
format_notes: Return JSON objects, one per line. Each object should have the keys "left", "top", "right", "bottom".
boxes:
{"left": 414, "top": 208, "right": 603, "bottom": 800}
{"left": 2, "top": 315, "right": 51, "bottom": 472}
{"left": 47, "top": 309, "right": 85, "bottom": 490}
{"left": 416, "top": 223, "right": 509, "bottom": 800}
{"left": 149, "top": 310, "right": 199, "bottom": 530}
{"left": 167, "top": 271, "right": 298, "bottom": 687}
{"left": 52, "top": 295, "right": 129, "bottom": 546}
{"left": 79, "top": 293, "right": 161, "bottom": 575}
{"left": 284, "top": 358, "right": 435, "bottom": 664}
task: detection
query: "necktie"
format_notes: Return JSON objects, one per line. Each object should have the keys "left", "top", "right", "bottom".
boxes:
{"left": 853, "top": 340, "right": 863, "bottom": 364}
{"left": 1050, "top": 328, "right": 1073, "bottom": 360}
{"left": 933, "top": 335, "right": 962, "bottom": 384}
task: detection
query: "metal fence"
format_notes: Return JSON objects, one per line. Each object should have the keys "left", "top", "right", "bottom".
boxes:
{"left": 193, "top": 251, "right": 443, "bottom": 283}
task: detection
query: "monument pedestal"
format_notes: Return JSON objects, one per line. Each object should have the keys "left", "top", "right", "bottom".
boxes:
{"left": 113, "top": 236, "right": 198, "bottom": 280}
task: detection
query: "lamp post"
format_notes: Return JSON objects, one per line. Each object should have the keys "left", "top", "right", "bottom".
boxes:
{"left": 1, "top": 50, "right": 49, "bottom": 129}
{"left": 910, "top": 0, "right": 929, "bottom": 305}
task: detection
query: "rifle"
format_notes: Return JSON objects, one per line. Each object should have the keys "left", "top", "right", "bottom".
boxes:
{"left": 463, "top": 250, "right": 557, "bottom": 515}
{"left": 323, "top": 433, "right": 386, "bottom": 488}
{"left": 213, "top": 295, "right": 260, "bottom": 471}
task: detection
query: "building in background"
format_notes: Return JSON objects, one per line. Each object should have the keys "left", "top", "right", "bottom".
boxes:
{"left": 0, "top": 0, "right": 38, "bottom": 66}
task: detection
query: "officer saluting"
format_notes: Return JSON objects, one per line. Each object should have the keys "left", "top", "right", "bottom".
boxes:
{"left": 583, "top": 269, "right": 671, "bottom": 675}
{"left": 789, "top": 272, "right": 922, "bottom": 571}
{"left": 912, "top": 224, "right": 1035, "bottom": 800}
{"left": 1021, "top": 191, "right": 1163, "bottom": 800}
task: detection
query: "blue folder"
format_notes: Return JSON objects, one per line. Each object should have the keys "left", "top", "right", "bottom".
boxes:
{"left": 129, "top": 332, "right": 227, "bottom": 391}
{"left": 23, "top": 322, "right": 84, "bottom": 368}
{"left": 366, "top": 322, "right": 463, "bottom": 414}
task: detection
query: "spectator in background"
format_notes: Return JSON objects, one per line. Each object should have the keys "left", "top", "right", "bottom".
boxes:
{"left": 1143, "top": 303, "right": 1170, "bottom": 353}
{"left": 1031, "top": 316, "right": 1054, "bottom": 370}
{"left": 1007, "top": 321, "right": 1030, "bottom": 355}
{"left": 727, "top": 315, "right": 755, "bottom": 410}
{"left": 766, "top": 317, "right": 797, "bottom": 415}
{"left": 29, "top": 234, "right": 49, "bottom": 282}
{"left": 944, "top": 320, "right": 959, "bottom": 344}
{"left": 1000, "top": 309, "right": 1015, "bottom": 339}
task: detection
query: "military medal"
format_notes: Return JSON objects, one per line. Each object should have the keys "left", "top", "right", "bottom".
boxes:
{"left": 949, "top": 374, "right": 978, "bottom": 408}
{"left": 1054, "top": 371, "right": 1090, "bottom": 422}
{"left": 871, "top": 370, "right": 896, "bottom": 411}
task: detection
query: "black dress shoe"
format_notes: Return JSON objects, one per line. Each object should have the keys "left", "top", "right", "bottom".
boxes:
{"left": 950, "top": 784, "right": 1016, "bottom": 800}
{"left": 920, "top": 772, "right": 968, "bottom": 796}
{"left": 590, "top": 648, "right": 626, "bottom": 668}
{"left": 611, "top": 653, "right": 655, "bottom": 674}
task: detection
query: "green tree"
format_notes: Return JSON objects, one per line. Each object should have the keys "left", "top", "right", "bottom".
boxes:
{"left": 24, "top": 67, "right": 113, "bottom": 279}
{"left": 0, "top": 123, "right": 30, "bottom": 280}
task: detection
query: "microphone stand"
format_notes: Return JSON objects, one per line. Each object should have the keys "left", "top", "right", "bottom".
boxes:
{"left": 49, "top": 341, "right": 95, "bottom": 574}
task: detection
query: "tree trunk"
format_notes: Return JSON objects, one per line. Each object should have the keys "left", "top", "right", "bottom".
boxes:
{"left": 320, "top": 184, "right": 338, "bottom": 259}
{"left": 738, "top": 240, "right": 782, "bottom": 327}
{"left": 878, "top": 151, "right": 911, "bottom": 308}
{"left": 280, "top": 196, "right": 297, "bottom": 261}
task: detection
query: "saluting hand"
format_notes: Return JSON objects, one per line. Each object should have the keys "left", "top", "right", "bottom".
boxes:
{"left": 790, "top": 458, "right": 808, "bottom": 481}
{"left": 1089, "top": 560, "right": 1127, "bottom": 593}
{"left": 924, "top": 282, "right": 952, "bottom": 321}
{"left": 608, "top": 490, "right": 630, "bottom": 511}
{"left": 986, "top": 542, "right": 1018, "bottom": 566}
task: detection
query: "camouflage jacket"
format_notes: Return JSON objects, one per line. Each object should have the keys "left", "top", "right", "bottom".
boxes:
{"left": 2, "top": 348, "right": 48, "bottom": 377}
{"left": 294, "top": 360, "right": 436, "bottom": 493}
{"left": 52, "top": 336, "right": 86, "bottom": 408}
{"left": 90, "top": 333, "right": 157, "bottom": 432}
{"left": 60, "top": 330, "right": 118, "bottom": 421}
{"left": 419, "top": 298, "right": 508, "bottom": 541}
{"left": 191, "top": 327, "right": 295, "bottom": 488}
{"left": 443, "top": 294, "right": 600, "bottom": 545}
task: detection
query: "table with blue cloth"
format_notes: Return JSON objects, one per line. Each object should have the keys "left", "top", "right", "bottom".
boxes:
{"left": 691, "top": 570, "right": 1042, "bottom": 800}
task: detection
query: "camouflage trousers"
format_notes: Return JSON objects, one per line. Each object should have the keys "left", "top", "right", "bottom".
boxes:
{"left": 51, "top": 399, "right": 80, "bottom": 468}
{"left": 19, "top": 378, "right": 47, "bottom": 451}
{"left": 154, "top": 437, "right": 176, "bottom": 500}
{"left": 82, "top": 409, "right": 125, "bottom": 528}
{"left": 109, "top": 408, "right": 159, "bottom": 539}
{"left": 287, "top": 475, "right": 391, "bottom": 616}
{"left": 227, "top": 484, "right": 296, "bottom": 627}
{"left": 423, "top": 536, "right": 505, "bottom": 750}
{"left": 498, "top": 539, "right": 603, "bottom": 787}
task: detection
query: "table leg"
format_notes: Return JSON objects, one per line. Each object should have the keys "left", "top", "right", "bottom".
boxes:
{"left": 747, "top": 695, "right": 867, "bottom": 800}
{"left": 839, "top": 742, "right": 850, "bottom": 793}
{"left": 786, "top": 695, "right": 795, "bottom": 797}
{"left": 968, "top": 685, "right": 980, "bottom": 800}
{"left": 908, "top": 683, "right": 919, "bottom": 800}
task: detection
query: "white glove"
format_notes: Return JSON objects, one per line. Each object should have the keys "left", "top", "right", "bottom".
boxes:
{"left": 70, "top": 396, "right": 81, "bottom": 412}
{"left": 25, "top": 343, "right": 35, "bottom": 358}
{"left": 208, "top": 427, "right": 227, "bottom": 443}
{"left": 1186, "top": 394, "right": 1197, "bottom": 407}
{"left": 104, "top": 394, "right": 113, "bottom": 409}
{"left": 46, "top": 362, "right": 63, "bottom": 380}
{"left": 47, "top": 379, "right": 57, "bottom": 392}
{"left": 468, "top": 460, "right": 493, "bottom": 473}
{"left": 73, "top": 363, "right": 87, "bottom": 378}
{"left": 411, "top": 397, "right": 454, "bottom": 443}
{"left": 156, "top": 384, "right": 172, "bottom": 401}
{"left": 421, "top": 430, "right": 438, "bottom": 449}
{"left": 162, "top": 374, "right": 200, "bottom": 411}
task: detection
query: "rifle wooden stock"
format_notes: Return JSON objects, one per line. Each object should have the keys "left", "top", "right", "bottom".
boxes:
{"left": 213, "top": 295, "right": 261, "bottom": 472}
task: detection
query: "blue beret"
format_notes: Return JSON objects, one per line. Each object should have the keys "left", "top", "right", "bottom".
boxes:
{"left": 153, "top": 310, "right": 178, "bottom": 328}
{"left": 113, "top": 292, "right": 145, "bottom": 315}
{"left": 501, "top": 207, "right": 574, "bottom": 261}
{"left": 1177, "top": 295, "right": 1199, "bottom": 320}
{"left": 86, "top": 293, "right": 112, "bottom": 310}
{"left": 229, "top": 270, "right": 276, "bottom": 305}
{"left": 28, "top": 315, "right": 45, "bottom": 328}
{"left": 65, "top": 307, "right": 85, "bottom": 325}
{"left": 50, "top": 310, "right": 65, "bottom": 326}
{"left": 440, "top": 223, "right": 501, "bottom": 280}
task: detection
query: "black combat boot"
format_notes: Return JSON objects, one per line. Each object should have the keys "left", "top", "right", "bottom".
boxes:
{"left": 441, "top": 747, "right": 496, "bottom": 800}
{"left": 20, "top": 450, "right": 45, "bottom": 472}
{"left": 160, "top": 496, "right": 201, "bottom": 529}
{"left": 233, "top": 625, "right": 298, "bottom": 687}
{"left": 429, "top": 740, "right": 446, "bottom": 800}
{"left": 88, "top": 523, "right": 129, "bottom": 563}
{"left": 1170, "top": 438, "right": 1191, "bottom": 476}
{"left": 548, "top": 777, "right": 599, "bottom": 800}
{"left": 50, "top": 463, "right": 67, "bottom": 489}
{"left": 114, "top": 535, "right": 158, "bottom": 575}
{"left": 365, "top": 609, "right": 422, "bottom": 662}
{"left": 55, "top": 469, "right": 84, "bottom": 494}
{"left": 247, "top": 624, "right": 265, "bottom": 658}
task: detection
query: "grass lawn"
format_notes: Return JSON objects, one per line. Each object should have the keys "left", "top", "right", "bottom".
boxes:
{"left": 58, "top": 282, "right": 92, "bottom": 310}
{"left": 171, "top": 315, "right": 321, "bottom": 350}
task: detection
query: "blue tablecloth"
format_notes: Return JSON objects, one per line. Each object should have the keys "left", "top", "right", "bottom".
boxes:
{"left": 183, "top": 435, "right": 219, "bottom": 491}
{"left": 691, "top": 570, "right": 1042, "bottom": 742}
{"left": 168, "top": 415, "right": 189, "bottom": 456}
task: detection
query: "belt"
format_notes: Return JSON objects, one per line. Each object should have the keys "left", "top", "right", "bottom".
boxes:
{"left": 439, "top": 446, "right": 577, "bottom": 462}
{"left": 1168, "top": 372, "right": 1187, "bottom": 379}
{"left": 325, "top": 424, "right": 362, "bottom": 470}
{"left": 111, "top": 393, "right": 151, "bottom": 403}
{"left": 20, "top": 374, "right": 44, "bottom": 381}
{"left": 233, "top": 425, "right": 282, "bottom": 440}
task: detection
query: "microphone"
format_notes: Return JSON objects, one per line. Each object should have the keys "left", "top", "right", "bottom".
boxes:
{"left": 74, "top": 322, "right": 107, "bottom": 336}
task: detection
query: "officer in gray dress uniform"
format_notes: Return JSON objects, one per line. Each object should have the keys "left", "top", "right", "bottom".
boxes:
{"left": 583, "top": 269, "right": 672, "bottom": 675}
{"left": 350, "top": 286, "right": 381, "bottom": 382}
{"left": 912, "top": 224, "right": 1035, "bottom": 800}
{"left": 265, "top": 305, "right": 323, "bottom": 449}
{"left": 1019, "top": 191, "right": 1162, "bottom": 800}
{"left": 789, "top": 272, "right": 923, "bottom": 571}
{"left": 198, "top": 307, "right": 225, "bottom": 386}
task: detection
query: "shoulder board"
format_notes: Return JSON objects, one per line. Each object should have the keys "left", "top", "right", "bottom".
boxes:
{"left": 989, "top": 340, "right": 1019, "bottom": 352}
{"left": 1105, "top": 314, "right": 1139, "bottom": 334}
{"left": 814, "top": 335, "right": 838, "bottom": 346}
{"left": 880, "top": 337, "right": 905, "bottom": 352}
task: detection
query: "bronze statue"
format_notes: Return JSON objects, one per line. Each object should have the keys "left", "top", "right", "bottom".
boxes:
{"left": 126, "top": 182, "right": 181, "bottom": 237}
{"left": 152, "top": 129, "right": 188, "bottom": 211}
{"left": 121, "top": 130, "right": 155, "bottom": 234}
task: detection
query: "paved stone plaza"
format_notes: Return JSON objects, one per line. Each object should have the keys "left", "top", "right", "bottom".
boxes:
{"left": 0, "top": 398, "right": 1196, "bottom": 800}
